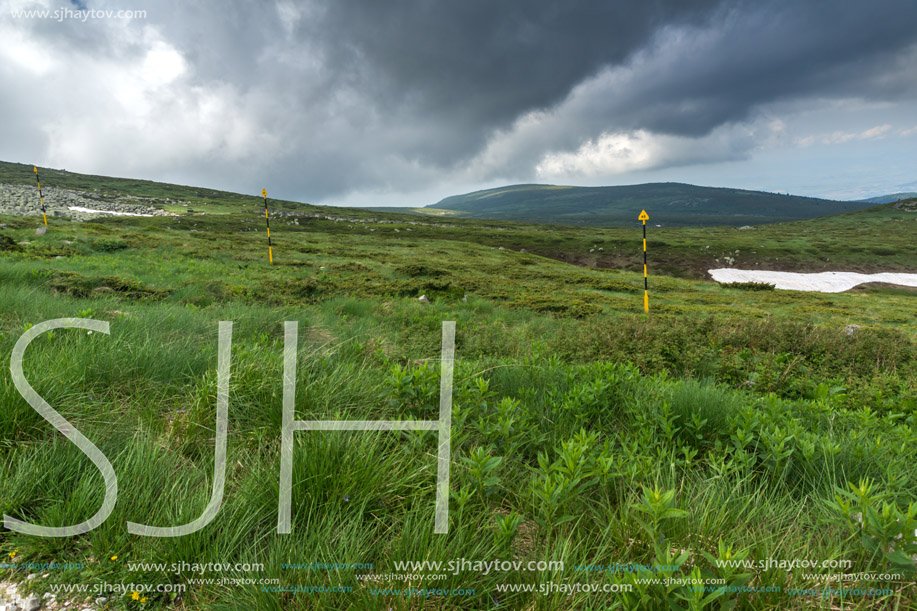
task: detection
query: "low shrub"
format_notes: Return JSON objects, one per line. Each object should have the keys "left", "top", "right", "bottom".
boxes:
{"left": 91, "top": 238, "right": 129, "bottom": 252}
{"left": 721, "top": 281, "right": 776, "bottom": 291}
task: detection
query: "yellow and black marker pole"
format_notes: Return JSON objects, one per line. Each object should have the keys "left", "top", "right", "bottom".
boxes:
{"left": 33, "top": 166, "right": 48, "bottom": 227}
{"left": 639, "top": 209, "right": 649, "bottom": 312}
{"left": 262, "top": 188, "right": 273, "bottom": 264}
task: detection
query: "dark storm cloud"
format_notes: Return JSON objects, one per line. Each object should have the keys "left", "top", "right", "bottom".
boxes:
{"left": 589, "top": 0, "right": 917, "bottom": 136}
{"left": 471, "top": 0, "right": 917, "bottom": 177}
{"left": 208, "top": 0, "right": 917, "bottom": 189}
{"left": 2, "top": 0, "right": 916, "bottom": 201}
{"left": 287, "top": 0, "right": 723, "bottom": 162}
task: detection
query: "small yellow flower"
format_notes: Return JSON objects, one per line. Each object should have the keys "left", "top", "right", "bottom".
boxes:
{"left": 131, "top": 591, "right": 140, "bottom": 600}
{"left": 110, "top": 555, "right": 118, "bottom": 561}
{"left": 8, "top": 551, "right": 16, "bottom": 559}
{"left": 140, "top": 597, "right": 148, "bottom": 603}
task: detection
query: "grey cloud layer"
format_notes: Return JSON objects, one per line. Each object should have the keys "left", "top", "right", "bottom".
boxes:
{"left": 2, "top": 0, "right": 916, "bottom": 201}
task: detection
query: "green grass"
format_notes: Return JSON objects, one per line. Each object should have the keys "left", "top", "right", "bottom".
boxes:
{"left": 0, "top": 170, "right": 915, "bottom": 610}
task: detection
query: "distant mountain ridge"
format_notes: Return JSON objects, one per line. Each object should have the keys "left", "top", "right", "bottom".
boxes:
{"left": 855, "top": 192, "right": 917, "bottom": 204}
{"left": 426, "top": 183, "right": 876, "bottom": 227}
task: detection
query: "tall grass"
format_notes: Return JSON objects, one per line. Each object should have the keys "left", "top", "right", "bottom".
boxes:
{"left": 0, "top": 216, "right": 914, "bottom": 609}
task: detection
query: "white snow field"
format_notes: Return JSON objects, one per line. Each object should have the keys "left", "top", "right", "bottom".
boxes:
{"left": 67, "top": 206, "right": 155, "bottom": 217}
{"left": 708, "top": 269, "right": 917, "bottom": 293}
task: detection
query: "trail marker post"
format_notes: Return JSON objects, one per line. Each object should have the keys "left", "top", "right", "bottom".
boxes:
{"left": 639, "top": 209, "right": 649, "bottom": 312}
{"left": 33, "top": 167, "right": 48, "bottom": 227}
{"left": 262, "top": 188, "right": 273, "bottom": 265}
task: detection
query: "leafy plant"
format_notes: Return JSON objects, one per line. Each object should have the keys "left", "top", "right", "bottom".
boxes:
{"left": 493, "top": 511, "right": 524, "bottom": 550}
{"left": 460, "top": 447, "right": 503, "bottom": 500}
{"left": 828, "top": 478, "right": 917, "bottom": 573}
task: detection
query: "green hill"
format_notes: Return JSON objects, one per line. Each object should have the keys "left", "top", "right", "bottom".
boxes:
{"left": 426, "top": 183, "right": 874, "bottom": 227}
{"left": 856, "top": 191, "right": 917, "bottom": 204}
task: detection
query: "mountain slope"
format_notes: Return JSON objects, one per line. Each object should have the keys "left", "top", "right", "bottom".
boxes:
{"left": 427, "top": 183, "right": 874, "bottom": 227}
{"left": 856, "top": 192, "right": 917, "bottom": 204}
{"left": 0, "top": 160, "right": 419, "bottom": 223}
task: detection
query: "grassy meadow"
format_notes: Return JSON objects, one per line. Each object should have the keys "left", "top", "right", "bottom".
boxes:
{"left": 0, "top": 185, "right": 915, "bottom": 609}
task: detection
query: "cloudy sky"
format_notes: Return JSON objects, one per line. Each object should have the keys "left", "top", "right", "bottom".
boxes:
{"left": 2, "top": 0, "right": 916, "bottom": 206}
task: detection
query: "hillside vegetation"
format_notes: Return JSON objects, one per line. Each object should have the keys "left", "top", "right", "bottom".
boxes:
{"left": 857, "top": 192, "right": 917, "bottom": 204}
{"left": 0, "top": 164, "right": 915, "bottom": 610}
{"left": 425, "top": 183, "right": 875, "bottom": 227}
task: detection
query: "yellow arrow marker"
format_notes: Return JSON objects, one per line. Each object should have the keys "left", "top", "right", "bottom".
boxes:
{"left": 639, "top": 210, "right": 649, "bottom": 312}
{"left": 33, "top": 166, "right": 48, "bottom": 227}
{"left": 262, "top": 188, "right": 273, "bottom": 264}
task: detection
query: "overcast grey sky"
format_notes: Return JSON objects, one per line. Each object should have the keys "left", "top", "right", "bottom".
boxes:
{"left": 1, "top": 0, "right": 916, "bottom": 206}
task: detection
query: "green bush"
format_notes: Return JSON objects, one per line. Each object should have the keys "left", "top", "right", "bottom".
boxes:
{"left": 46, "top": 270, "right": 167, "bottom": 300}
{"left": 721, "top": 281, "right": 776, "bottom": 291}
{"left": 90, "top": 238, "right": 129, "bottom": 252}
{"left": 395, "top": 263, "right": 447, "bottom": 277}
{"left": 0, "top": 234, "right": 21, "bottom": 252}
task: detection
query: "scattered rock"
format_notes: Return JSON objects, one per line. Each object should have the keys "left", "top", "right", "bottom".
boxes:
{"left": 0, "top": 184, "right": 175, "bottom": 220}
{"left": 94, "top": 598, "right": 107, "bottom": 606}
{"left": 738, "top": 225, "right": 755, "bottom": 230}
{"left": 418, "top": 295, "right": 429, "bottom": 304}
{"left": 35, "top": 227, "right": 46, "bottom": 235}
{"left": 845, "top": 324, "right": 862, "bottom": 337}
{"left": 22, "top": 597, "right": 40, "bottom": 611}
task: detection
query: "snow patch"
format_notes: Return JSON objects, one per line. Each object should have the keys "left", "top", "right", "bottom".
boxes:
{"left": 67, "top": 206, "right": 154, "bottom": 217}
{"left": 708, "top": 269, "right": 917, "bottom": 293}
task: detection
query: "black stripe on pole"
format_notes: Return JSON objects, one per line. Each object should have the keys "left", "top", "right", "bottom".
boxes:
{"left": 35, "top": 168, "right": 48, "bottom": 224}
{"left": 643, "top": 223, "right": 647, "bottom": 290}
{"left": 263, "top": 193, "right": 274, "bottom": 264}
{"left": 264, "top": 197, "right": 272, "bottom": 247}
